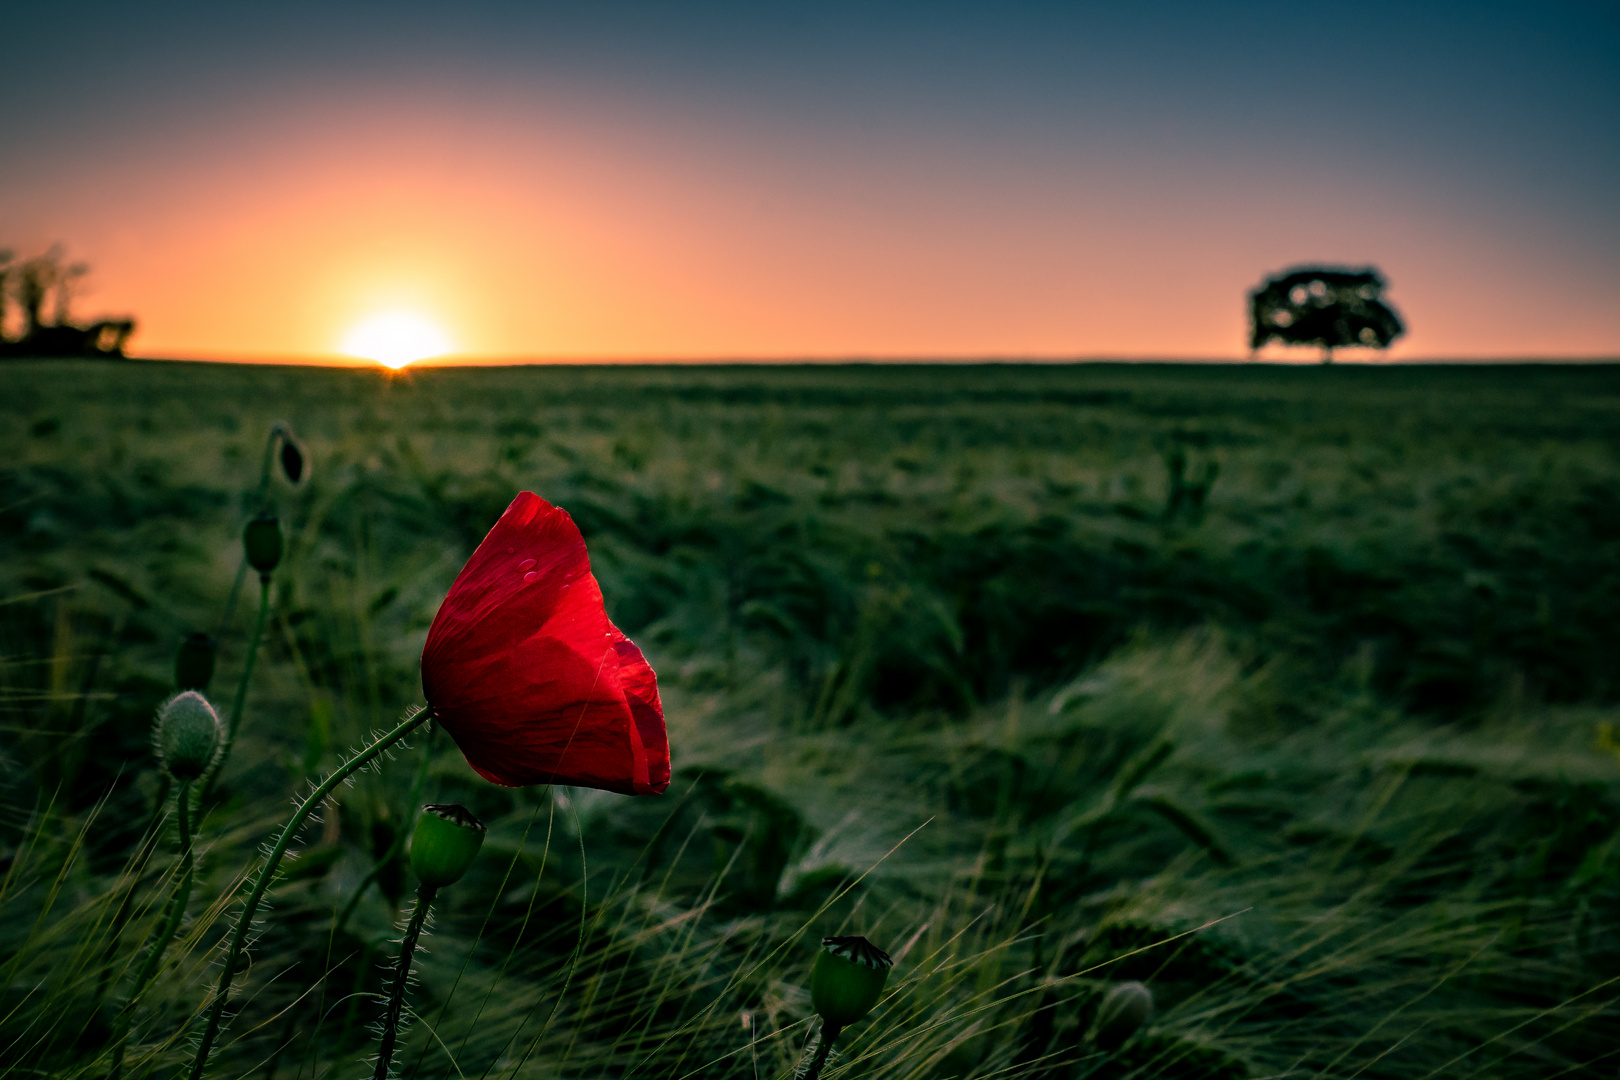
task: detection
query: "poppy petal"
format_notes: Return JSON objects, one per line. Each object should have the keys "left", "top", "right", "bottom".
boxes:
{"left": 422, "top": 492, "right": 668, "bottom": 795}
{"left": 611, "top": 626, "right": 670, "bottom": 794}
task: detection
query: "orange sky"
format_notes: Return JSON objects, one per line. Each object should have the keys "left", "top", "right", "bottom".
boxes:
{"left": 5, "top": 5, "right": 1618, "bottom": 363}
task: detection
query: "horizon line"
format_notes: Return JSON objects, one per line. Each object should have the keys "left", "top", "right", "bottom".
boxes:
{"left": 95, "top": 352, "right": 1620, "bottom": 369}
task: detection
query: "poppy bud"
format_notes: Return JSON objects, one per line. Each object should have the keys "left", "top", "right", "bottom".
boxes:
{"left": 409, "top": 804, "right": 486, "bottom": 887}
{"left": 175, "top": 632, "right": 216, "bottom": 691}
{"left": 155, "top": 690, "right": 223, "bottom": 781}
{"left": 811, "top": 936, "right": 892, "bottom": 1028}
{"left": 1091, "top": 981, "right": 1153, "bottom": 1050}
{"left": 279, "top": 438, "right": 306, "bottom": 484}
{"left": 244, "top": 513, "right": 283, "bottom": 575}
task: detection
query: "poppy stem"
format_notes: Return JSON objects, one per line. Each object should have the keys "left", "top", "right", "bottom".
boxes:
{"left": 333, "top": 726, "right": 437, "bottom": 939}
{"left": 108, "top": 781, "right": 195, "bottom": 1080}
{"left": 214, "top": 425, "right": 287, "bottom": 640}
{"left": 803, "top": 1022, "right": 841, "bottom": 1080}
{"left": 185, "top": 707, "right": 431, "bottom": 1080}
{"left": 373, "top": 883, "right": 437, "bottom": 1080}
{"left": 215, "top": 558, "right": 249, "bottom": 642}
{"left": 254, "top": 425, "right": 283, "bottom": 502}
{"left": 202, "top": 575, "right": 271, "bottom": 802}
{"left": 91, "top": 776, "right": 172, "bottom": 1014}
{"left": 124, "top": 781, "right": 195, "bottom": 1006}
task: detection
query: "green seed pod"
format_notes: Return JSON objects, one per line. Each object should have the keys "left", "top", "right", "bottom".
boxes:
{"left": 154, "top": 691, "right": 223, "bottom": 781}
{"left": 410, "top": 804, "right": 486, "bottom": 888}
{"left": 175, "top": 632, "right": 216, "bottom": 691}
{"left": 243, "top": 513, "right": 283, "bottom": 575}
{"left": 1091, "top": 981, "right": 1153, "bottom": 1050}
{"left": 811, "top": 936, "right": 893, "bottom": 1028}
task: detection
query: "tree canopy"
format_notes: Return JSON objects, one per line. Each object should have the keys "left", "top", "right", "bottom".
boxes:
{"left": 1249, "top": 266, "right": 1403, "bottom": 362}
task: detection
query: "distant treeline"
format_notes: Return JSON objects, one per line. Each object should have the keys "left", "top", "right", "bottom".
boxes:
{"left": 0, "top": 245, "right": 135, "bottom": 358}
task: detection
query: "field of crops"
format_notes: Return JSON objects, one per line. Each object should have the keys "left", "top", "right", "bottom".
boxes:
{"left": 3, "top": 358, "right": 1619, "bottom": 1079}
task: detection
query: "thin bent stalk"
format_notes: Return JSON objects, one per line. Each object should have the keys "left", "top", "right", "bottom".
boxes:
{"left": 109, "top": 781, "right": 195, "bottom": 1080}
{"left": 124, "top": 781, "right": 194, "bottom": 1005}
{"left": 92, "top": 777, "right": 173, "bottom": 1013}
{"left": 214, "top": 558, "right": 250, "bottom": 644}
{"left": 202, "top": 576, "right": 271, "bottom": 801}
{"left": 185, "top": 707, "right": 430, "bottom": 1080}
{"left": 214, "top": 423, "right": 287, "bottom": 638}
{"left": 333, "top": 726, "right": 437, "bottom": 938}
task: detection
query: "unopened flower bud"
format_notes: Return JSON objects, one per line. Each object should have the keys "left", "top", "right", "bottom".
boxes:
{"left": 244, "top": 513, "right": 283, "bottom": 575}
{"left": 175, "top": 632, "right": 216, "bottom": 691}
{"left": 811, "top": 936, "right": 892, "bottom": 1028}
{"left": 155, "top": 690, "right": 223, "bottom": 781}
{"left": 280, "top": 438, "right": 306, "bottom": 485}
{"left": 410, "top": 804, "right": 486, "bottom": 887}
{"left": 1091, "top": 981, "right": 1153, "bottom": 1049}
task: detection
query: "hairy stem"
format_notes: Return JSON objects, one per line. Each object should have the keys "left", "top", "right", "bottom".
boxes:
{"left": 373, "top": 883, "right": 437, "bottom": 1080}
{"left": 185, "top": 708, "right": 429, "bottom": 1080}
{"left": 333, "top": 726, "right": 437, "bottom": 939}
{"left": 803, "top": 1023, "right": 841, "bottom": 1080}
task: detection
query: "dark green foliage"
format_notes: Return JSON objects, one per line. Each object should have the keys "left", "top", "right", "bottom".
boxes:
{"left": 637, "top": 767, "right": 817, "bottom": 913}
{"left": 1164, "top": 445, "right": 1219, "bottom": 524}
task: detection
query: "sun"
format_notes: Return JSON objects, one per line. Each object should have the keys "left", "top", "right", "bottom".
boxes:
{"left": 341, "top": 312, "right": 453, "bottom": 368}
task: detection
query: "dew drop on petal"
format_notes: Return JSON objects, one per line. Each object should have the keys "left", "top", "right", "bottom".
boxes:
{"left": 524, "top": 571, "right": 538, "bottom": 583}
{"left": 520, "top": 558, "right": 537, "bottom": 570}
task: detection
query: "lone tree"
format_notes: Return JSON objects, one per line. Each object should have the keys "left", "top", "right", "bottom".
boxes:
{"left": 0, "top": 244, "right": 135, "bottom": 358}
{"left": 1248, "top": 265, "right": 1403, "bottom": 363}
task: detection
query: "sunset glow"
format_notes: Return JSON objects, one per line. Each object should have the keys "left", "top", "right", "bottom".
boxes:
{"left": 341, "top": 312, "right": 453, "bottom": 369}
{"left": 4, "top": 6, "right": 1616, "bottom": 361}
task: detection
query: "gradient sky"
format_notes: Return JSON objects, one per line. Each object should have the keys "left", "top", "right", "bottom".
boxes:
{"left": 2, "top": 1, "right": 1616, "bottom": 361}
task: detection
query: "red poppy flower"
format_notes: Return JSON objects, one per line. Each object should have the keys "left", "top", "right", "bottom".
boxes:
{"left": 421, "top": 492, "right": 669, "bottom": 795}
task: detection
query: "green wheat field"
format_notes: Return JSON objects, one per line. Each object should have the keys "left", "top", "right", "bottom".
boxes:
{"left": 3, "top": 358, "right": 1619, "bottom": 1079}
